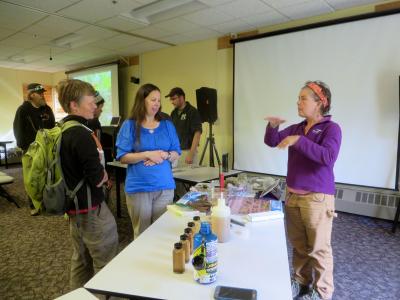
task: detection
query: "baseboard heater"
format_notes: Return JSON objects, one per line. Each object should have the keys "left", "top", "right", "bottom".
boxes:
{"left": 277, "top": 180, "right": 399, "bottom": 221}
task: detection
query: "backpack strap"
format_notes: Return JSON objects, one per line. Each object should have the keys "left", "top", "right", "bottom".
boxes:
{"left": 58, "top": 120, "right": 92, "bottom": 215}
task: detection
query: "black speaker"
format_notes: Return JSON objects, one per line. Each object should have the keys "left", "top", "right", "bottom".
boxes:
{"left": 196, "top": 87, "right": 218, "bottom": 123}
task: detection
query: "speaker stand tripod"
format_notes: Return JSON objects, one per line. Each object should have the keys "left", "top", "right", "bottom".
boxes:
{"left": 199, "top": 122, "right": 221, "bottom": 167}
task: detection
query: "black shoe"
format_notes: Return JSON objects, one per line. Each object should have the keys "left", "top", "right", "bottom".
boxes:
{"left": 292, "top": 279, "right": 309, "bottom": 299}
{"left": 298, "top": 288, "right": 323, "bottom": 300}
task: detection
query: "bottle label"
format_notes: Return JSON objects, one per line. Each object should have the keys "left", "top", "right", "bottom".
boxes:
{"left": 193, "top": 240, "right": 218, "bottom": 284}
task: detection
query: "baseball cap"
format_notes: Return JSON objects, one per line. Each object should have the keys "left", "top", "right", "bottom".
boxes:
{"left": 94, "top": 91, "right": 105, "bottom": 105}
{"left": 27, "top": 83, "right": 46, "bottom": 93}
{"left": 165, "top": 87, "right": 185, "bottom": 98}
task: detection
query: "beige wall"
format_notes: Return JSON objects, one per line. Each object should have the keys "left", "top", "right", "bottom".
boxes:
{"left": 139, "top": 39, "right": 233, "bottom": 166}
{"left": 0, "top": 67, "right": 55, "bottom": 144}
{"left": 118, "top": 40, "right": 234, "bottom": 166}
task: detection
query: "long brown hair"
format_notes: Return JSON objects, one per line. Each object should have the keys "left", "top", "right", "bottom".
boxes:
{"left": 129, "top": 83, "right": 162, "bottom": 148}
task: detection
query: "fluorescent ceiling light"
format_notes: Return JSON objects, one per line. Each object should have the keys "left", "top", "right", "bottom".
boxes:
{"left": 50, "top": 33, "right": 84, "bottom": 49}
{"left": 9, "top": 54, "right": 26, "bottom": 63}
{"left": 121, "top": 0, "right": 205, "bottom": 25}
{"left": 8, "top": 54, "right": 40, "bottom": 64}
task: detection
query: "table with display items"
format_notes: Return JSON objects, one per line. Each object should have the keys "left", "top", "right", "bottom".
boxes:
{"left": 0, "top": 141, "right": 13, "bottom": 169}
{"left": 107, "top": 161, "right": 242, "bottom": 218}
{"left": 56, "top": 288, "right": 97, "bottom": 299}
{"left": 84, "top": 210, "right": 292, "bottom": 299}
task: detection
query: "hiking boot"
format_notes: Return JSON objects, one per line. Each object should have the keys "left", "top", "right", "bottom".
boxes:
{"left": 30, "top": 208, "right": 40, "bottom": 216}
{"left": 291, "top": 279, "right": 309, "bottom": 298}
{"left": 298, "top": 288, "right": 323, "bottom": 300}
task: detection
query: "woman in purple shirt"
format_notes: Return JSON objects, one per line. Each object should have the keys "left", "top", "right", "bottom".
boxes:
{"left": 264, "top": 81, "right": 341, "bottom": 300}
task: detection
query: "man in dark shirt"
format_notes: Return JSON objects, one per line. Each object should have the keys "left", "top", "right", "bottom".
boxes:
{"left": 13, "top": 83, "right": 55, "bottom": 216}
{"left": 13, "top": 83, "right": 55, "bottom": 151}
{"left": 166, "top": 87, "right": 202, "bottom": 167}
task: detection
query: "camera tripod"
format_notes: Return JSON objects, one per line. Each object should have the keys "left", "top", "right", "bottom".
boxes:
{"left": 199, "top": 122, "right": 220, "bottom": 167}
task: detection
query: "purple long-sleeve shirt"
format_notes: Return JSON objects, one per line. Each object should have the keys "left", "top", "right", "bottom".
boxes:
{"left": 264, "top": 116, "right": 342, "bottom": 195}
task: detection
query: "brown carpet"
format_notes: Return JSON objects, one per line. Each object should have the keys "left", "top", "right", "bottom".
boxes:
{"left": 0, "top": 165, "right": 132, "bottom": 299}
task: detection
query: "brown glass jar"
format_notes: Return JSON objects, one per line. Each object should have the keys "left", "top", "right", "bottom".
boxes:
{"left": 173, "top": 242, "right": 185, "bottom": 273}
{"left": 193, "top": 216, "right": 201, "bottom": 234}
{"left": 180, "top": 234, "right": 190, "bottom": 263}
{"left": 184, "top": 227, "right": 193, "bottom": 254}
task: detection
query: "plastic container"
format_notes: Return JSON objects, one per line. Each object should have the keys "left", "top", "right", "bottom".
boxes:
{"left": 192, "top": 222, "right": 218, "bottom": 284}
{"left": 211, "top": 194, "right": 231, "bottom": 243}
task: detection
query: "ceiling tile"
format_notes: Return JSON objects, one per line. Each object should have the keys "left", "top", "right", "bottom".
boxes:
{"left": 153, "top": 18, "right": 201, "bottom": 34}
{"left": 65, "top": 46, "right": 114, "bottom": 58}
{"left": 0, "top": 0, "right": 388, "bottom": 72}
{"left": 325, "top": 0, "right": 385, "bottom": 10}
{"left": 0, "top": 45, "right": 25, "bottom": 59}
{"left": 208, "top": 19, "right": 255, "bottom": 34}
{"left": 37, "top": 66, "right": 67, "bottom": 73}
{"left": 217, "top": 0, "right": 274, "bottom": 18}
{"left": 42, "top": 54, "right": 81, "bottom": 64}
{"left": 122, "top": 41, "right": 168, "bottom": 55}
{"left": 94, "top": 34, "right": 145, "bottom": 50}
{"left": 75, "top": 25, "right": 117, "bottom": 40}
{"left": 0, "top": 60, "right": 27, "bottom": 68}
{"left": 58, "top": 0, "right": 143, "bottom": 23}
{"left": 277, "top": 0, "right": 334, "bottom": 20}
{"left": 159, "top": 34, "right": 196, "bottom": 45}
{"left": 96, "top": 16, "right": 147, "bottom": 32}
{"left": 241, "top": 10, "right": 289, "bottom": 27}
{"left": 0, "top": 27, "right": 14, "bottom": 40}
{"left": 182, "top": 7, "right": 235, "bottom": 26}
{"left": 261, "top": 0, "right": 309, "bottom": 8}
{"left": 22, "top": 16, "right": 86, "bottom": 39}
{"left": 131, "top": 25, "right": 174, "bottom": 39}
{"left": 147, "top": 1, "right": 208, "bottom": 24}
{"left": 0, "top": 32, "right": 52, "bottom": 49}
{"left": 8, "top": 52, "right": 46, "bottom": 64}
{"left": 198, "top": 0, "right": 235, "bottom": 6}
{"left": 0, "top": 2, "right": 46, "bottom": 31}
{"left": 5, "top": 0, "right": 81, "bottom": 13}
{"left": 178, "top": 27, "right": 221, "bottom": 43}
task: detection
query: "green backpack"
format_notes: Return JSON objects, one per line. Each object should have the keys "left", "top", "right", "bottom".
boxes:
{"left": 22, "top": 120, "right": 88, "bottom": 215}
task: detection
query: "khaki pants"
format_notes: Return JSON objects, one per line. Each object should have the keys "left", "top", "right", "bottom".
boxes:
{"left": 69, "top": 202, "right": 119, "bottom": 290}
{"left": 285, "top": 192, "right": 336, "bottom": 299}
{"left": 126, "top": 190, "right": 174, "bottom": 239}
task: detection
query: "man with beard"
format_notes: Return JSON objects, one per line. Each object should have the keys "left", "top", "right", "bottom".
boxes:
{"left": 13, "top": 83, "right": 55, "bottom": 215}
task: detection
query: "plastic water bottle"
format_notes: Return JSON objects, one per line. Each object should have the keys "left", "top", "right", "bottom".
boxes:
{"left": 211, "top": 193, "right": 231, "bottom": 243}
{"left": 192, "top": 222, "right": 218, "bottom": 284}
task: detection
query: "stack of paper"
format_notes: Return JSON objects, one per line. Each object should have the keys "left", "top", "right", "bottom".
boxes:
{"left": 245, "top": 211, "right": 284, "bottom": 222}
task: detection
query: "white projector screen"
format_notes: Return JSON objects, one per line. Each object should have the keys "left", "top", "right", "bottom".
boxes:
{"left": 69, "top": 64, "right": 119, "bottom": 126}
{"left": 234, "top": 12, "right": 400, "bottom": 190}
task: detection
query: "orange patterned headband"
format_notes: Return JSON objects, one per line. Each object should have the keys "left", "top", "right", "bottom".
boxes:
{"left": 307, "top": 82, "right": 328, "bottom": 108}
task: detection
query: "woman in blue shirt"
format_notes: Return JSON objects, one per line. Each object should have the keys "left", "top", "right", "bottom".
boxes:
{"left": 116, "top": 83, "right": 181, "bottom": 239}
